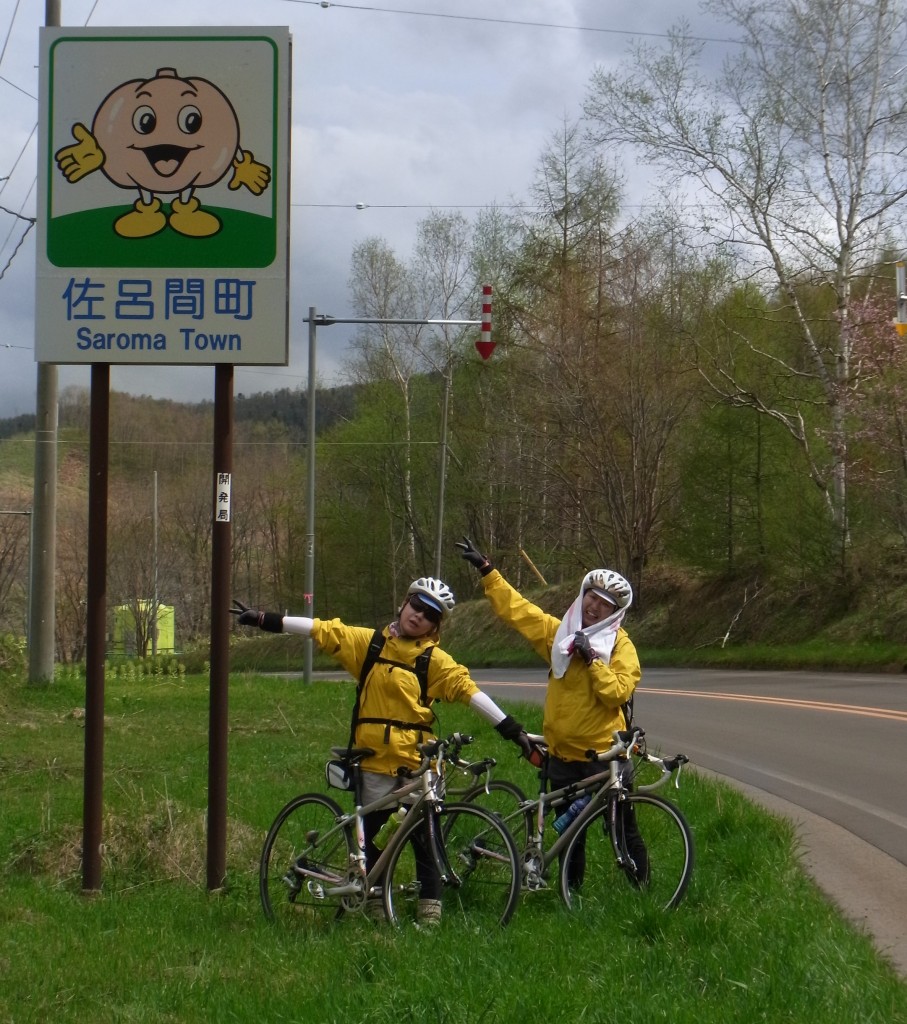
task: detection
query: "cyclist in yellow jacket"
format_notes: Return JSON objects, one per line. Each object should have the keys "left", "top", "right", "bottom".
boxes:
{"left": 233, "top": 575, "right": 535, "bottom": 923}
{"left": 456, "top": 538, "right": 647, "bottom": 886}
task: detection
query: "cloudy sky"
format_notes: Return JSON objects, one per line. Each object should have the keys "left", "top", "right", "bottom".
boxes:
{"left": 0, "top": 0, "right": 737, "bottom": 416}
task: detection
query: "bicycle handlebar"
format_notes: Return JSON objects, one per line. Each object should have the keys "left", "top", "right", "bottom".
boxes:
{"left": 449, "top": 754, "right": 497, "bottom": 775}
{"left": 398, "top": 733, "right": 475, "bottom": 778}
{"left": 634, "top": 751, "right": 690, "bottom": 792}
{"left": 585, "top": 727, "right": 643, "bottom": 763}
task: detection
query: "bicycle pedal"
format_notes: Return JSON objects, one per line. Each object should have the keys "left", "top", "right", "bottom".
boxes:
{"left": 281, "top": 869, "right": 301, "bottom": 892}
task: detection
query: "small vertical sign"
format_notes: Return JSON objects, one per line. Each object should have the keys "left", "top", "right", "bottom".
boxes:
{"left": 215, "top": 471, "right": 232, "bottom": 523}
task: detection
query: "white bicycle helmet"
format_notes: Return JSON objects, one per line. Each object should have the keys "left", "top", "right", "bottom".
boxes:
{"left": 582, "top": 569, "right": 632, "bottom": 611}
{"left": 407, "top": 577, "right": 456, "bottom": 620}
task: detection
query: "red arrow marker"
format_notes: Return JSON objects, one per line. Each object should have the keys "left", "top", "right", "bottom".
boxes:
{"left": 476, "top": 284, "right": 493, "bottom": 359}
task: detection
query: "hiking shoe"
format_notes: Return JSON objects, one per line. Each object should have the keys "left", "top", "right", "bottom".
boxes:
{"left": 416, "top": 898, "right": 442, "bottom": 927}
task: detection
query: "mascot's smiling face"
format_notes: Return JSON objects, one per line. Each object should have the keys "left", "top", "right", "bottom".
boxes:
{"left": 93, "top": 67, "right": 239, "bottom": 193}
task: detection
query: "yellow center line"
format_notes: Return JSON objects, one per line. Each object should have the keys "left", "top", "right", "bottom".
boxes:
{"left": 480, "top": 680, "right": 907, "bottom": 722}
{"left": 641, "top": 688, "right": 907, "bottom": 723}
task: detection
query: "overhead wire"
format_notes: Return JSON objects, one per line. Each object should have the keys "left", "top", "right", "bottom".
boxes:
{"left": 0, "top": 0, "right": 22, "bottom": 68}
{"left": 282, "top": 0, "right": 744, "bottom": 46}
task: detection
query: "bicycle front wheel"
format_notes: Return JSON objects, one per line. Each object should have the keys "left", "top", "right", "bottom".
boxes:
{"left": 383, "top": 802, "right": 520, "bottom": 928}
{"left": 558, "top": 792, "right": 694, "bottom": 912}
{"left": 259, "top": 793, "right": 353, "bottom": 926}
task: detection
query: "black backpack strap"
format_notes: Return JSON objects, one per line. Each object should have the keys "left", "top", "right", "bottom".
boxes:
{"left": 348, "top": 630, "right": 437, "bottom": 748}
{"left": 359, "top": 628, "right": 386, "bottom": 688}
{"left": 348, "top": 628, "right": 385, "bottom": 751}
{"left": 356, "top": 716, "right": 433, "bottom": 743}
{"left": 414, "top": 646, "right": 434, "bottom": 707}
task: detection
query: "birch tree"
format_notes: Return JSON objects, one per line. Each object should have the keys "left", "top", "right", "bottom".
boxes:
{"left": 584, "top": 0, "right": 907, "bottom": 565}
{"left": 346, "top": 237, "right": 424, "bottom": 572}
{"left": 346, "top": 218, "right": 479, "bottom": 588}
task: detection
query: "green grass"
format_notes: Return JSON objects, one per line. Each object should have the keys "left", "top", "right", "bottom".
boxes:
{"left": 2, "top": 671, "right": 906, "bottom": 1024}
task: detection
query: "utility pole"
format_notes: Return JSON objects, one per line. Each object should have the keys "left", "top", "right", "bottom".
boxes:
{"left": 28, "top": 0, "right": 61, "bottom": 685}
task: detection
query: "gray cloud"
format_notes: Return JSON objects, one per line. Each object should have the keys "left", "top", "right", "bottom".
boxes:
{"left": 0, "top": 0, "right": 719, "bottom": 416}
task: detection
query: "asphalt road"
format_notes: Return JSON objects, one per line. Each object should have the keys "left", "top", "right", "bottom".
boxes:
{"left": 472, "top": 666, "right": 907, "bottom": 977}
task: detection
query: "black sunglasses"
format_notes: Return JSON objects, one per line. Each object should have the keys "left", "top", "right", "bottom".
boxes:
{"left": 407, "top": 594, "right": 442, "bottom": 624}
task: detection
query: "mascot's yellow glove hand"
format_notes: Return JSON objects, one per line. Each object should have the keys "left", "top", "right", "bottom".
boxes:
{"left": 229, "top": 150, "right": 271, "bottom": 195}
{"left": 55, "top": 123, "right": 104, "bottom": 183}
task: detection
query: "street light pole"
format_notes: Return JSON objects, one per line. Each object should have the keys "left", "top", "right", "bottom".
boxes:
{"left": 434, "top": 369, "right": 451, "bottom": 579}
{"left": 301, "top": 302, "right": 490, "bottom": 673}
{"left": 303, "top": 308, "right": 317, "bottom": 683}
{"left": 152, "top": 470, "right": 158, "bottom": 657}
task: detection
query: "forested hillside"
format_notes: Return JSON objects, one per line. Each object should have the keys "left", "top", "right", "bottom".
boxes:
{"left": 2, "top": 342, "right": 907, "bottom": 667}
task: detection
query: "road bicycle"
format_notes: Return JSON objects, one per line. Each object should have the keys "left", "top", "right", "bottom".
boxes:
{"left": 259, "top": 733, "right": 521, "bottom": 929}
{"left": 456, "top": 726, "right": 694, "bottom": 911}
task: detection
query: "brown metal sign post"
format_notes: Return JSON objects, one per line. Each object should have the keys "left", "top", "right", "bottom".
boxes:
{"left": 207, "top": 365, "right": 233, "bottom": 890}
{"left": 82, "top": 364, "right": 109, "bottom": 892}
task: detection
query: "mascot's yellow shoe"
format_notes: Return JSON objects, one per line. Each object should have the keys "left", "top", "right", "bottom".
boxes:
{"left": 169, "top": 196, "right": 221, "bottom": 238}
{"left": 114, "top": 197, "right": 166, "bottom": 238}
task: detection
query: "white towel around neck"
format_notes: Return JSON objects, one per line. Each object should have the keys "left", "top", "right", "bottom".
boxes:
{"left": 550, "top": 586, "right": 625, "bottom": 678}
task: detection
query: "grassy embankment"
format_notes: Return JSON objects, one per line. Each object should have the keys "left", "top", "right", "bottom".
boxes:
{"left": 1, "top": 670, "right": 905, "bottom": 1023}
{"left": 220, "top": 570, "right": 907, "bottom": 675}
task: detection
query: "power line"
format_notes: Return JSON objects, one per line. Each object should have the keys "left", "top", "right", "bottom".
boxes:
{"left": 0, "top": 0, "right": 22, "bottom": 71}
{"left": 292, "top": 202, "right": 527, "bottom": 210}
{"left": 0, "top": 73, "right": 35, "bottom": 100}
{"left": 284, "top": 0, "right": 743, "bottom": 46}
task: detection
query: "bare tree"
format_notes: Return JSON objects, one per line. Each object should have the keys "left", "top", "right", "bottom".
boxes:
{"left": 503, "top": 119, "right": 632, "bottom": 572}
{"left": 346, "top": 237, "right": 426, "bottom": 573}
{"left": 0, "top": 507, "right": 29, "bottom": 633}
{"left": 584, "top": 0, "right": 907, "bottom": 564}
{"left": 849, "top": 293, "right": 907, "bottom": 547}
{"left": 55, "top": 503, "right": 89, "bottom": 664}
{"left": 346, "top": 217, "right": 483, "bottom": 587}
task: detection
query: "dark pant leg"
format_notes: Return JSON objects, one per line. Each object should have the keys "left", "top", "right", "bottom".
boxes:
{"left": 363, "top": 808, "right": 392, "bottom": 874}
{"left": 546, "top": 757, "right": 599, "bottom": 889}
{"left": 409, "top": 817, "right": 442, "bottom": 899}
{"left": 619, "top": 799, "right": 649, "bottom": 885}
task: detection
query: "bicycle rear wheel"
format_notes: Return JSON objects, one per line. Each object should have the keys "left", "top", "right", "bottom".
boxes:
{"left": 558, "top": 792, "right": 694, "bottom": 912}
{"left": 461, "top": 778, "right": 531, "bottom": 850}
{"left": 383, "top": 802, "right": 520, "bottom": 928}
{"left": 259, "top": 793, "right": 353, "bottom": 926}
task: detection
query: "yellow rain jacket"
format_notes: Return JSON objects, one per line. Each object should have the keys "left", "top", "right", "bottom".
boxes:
{"left": 481, "top": 570, "right": 640, "bottom": 762}
{"left": 311, "top": 618, "right": 481, "bottom": 776}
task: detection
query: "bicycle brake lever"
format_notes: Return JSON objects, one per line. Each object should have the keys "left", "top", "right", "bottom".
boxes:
{"left": 671, "top": 754, "right": 689, "bottom": 789}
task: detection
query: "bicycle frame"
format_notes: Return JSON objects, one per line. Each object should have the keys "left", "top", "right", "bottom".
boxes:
{"left": 522, "top": 759, "right": 622, "bottom": 885}
{"left": 288, "top": 739, "right": 459, "bottom": 904}
{"left": 514, "top": 729, "right": 688, "bottom": 890}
